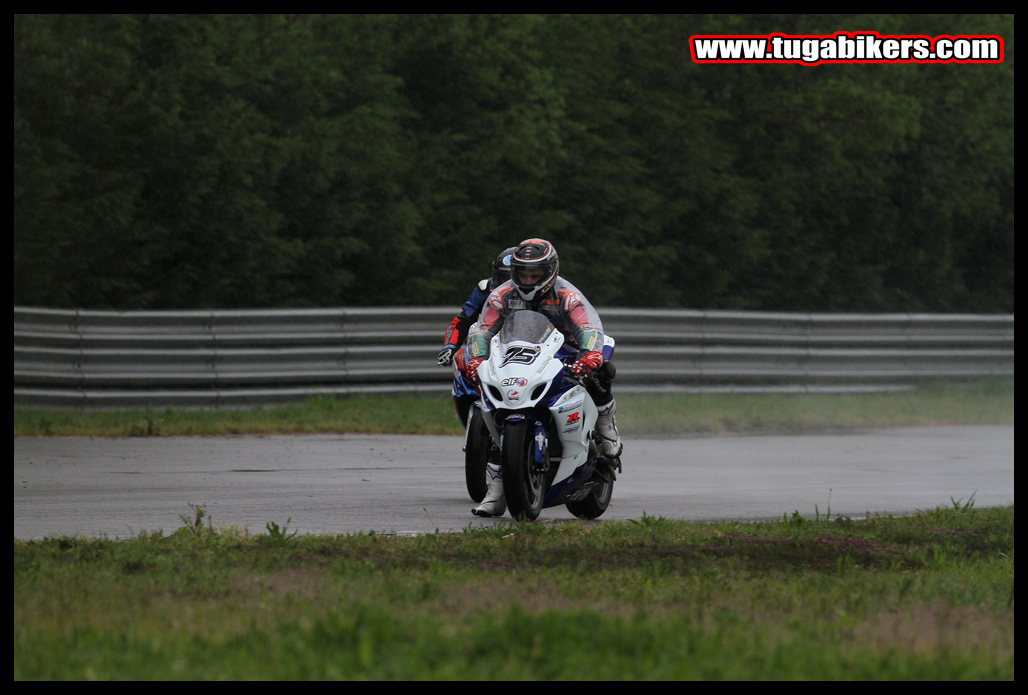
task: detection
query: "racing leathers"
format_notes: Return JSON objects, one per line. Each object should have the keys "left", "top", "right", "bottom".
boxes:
{"left": 440, "top": 278, "right": 497, "bottom": 428}
{"left": 466, "top": 277, "right": 615, "bottom": 411}
{"left": 439, "top": 278, "right": 493, "bottom": 366}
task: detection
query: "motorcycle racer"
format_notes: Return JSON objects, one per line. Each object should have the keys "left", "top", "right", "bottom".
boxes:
{"left": 466, "top": 238, "right": 622, "bottom": 517}
{"left": 437, "top": 247, "right": 516, "bottom": 369}
{"left": 438, "top": 247, "right": 517, "bottom": 428}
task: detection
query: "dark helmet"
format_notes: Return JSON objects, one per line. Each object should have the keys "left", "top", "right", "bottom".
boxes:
{"left": 491, "top": 247, "right": 517, "bottom": 289}
{"left": 510, "top": 238, "right": 559, "bottom": 301}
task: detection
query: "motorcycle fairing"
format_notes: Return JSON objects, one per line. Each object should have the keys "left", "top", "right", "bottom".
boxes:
{"left": 541, "top": 382, "right": 599, "bottom": 507}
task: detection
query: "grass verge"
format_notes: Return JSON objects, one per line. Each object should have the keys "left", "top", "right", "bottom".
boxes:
{"left": 14, "top": 501, "right": 1014, "bottom": 679}
{"left": 12, "top": 378, "right": 1014, "bottom": 438}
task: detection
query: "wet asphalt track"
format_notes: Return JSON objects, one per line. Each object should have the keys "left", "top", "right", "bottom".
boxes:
{"left": 13, "top": 426, "right": 1013, "bottom": 539}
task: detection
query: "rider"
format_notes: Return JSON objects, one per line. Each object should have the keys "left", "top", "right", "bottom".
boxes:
{"left": 465, "top": 238, "right": 622, "bottom": 517}
{"left": 438, "top": 247, "right": 517, "bottom": 428}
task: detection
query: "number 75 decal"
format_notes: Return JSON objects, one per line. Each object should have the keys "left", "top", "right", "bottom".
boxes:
{"left": 500, "top": 345, "right": 541, "bottom": 367}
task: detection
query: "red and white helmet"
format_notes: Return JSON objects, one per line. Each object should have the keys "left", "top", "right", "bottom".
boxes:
{"left": 510, "top": 238, "right": 559, "bottom": 301}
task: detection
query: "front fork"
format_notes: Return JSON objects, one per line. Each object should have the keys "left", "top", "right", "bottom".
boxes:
{"left": 532, "top": 419, "right": 549, "bottom": 474}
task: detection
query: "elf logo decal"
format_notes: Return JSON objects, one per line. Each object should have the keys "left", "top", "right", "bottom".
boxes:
{"left": 500, "top": 345, "right": 541, "bottom": 367}
{"left": 566, "top": 412, "right": 580, "bottom": 425}
{"left": 501, "top": 377, "right": 528, "bottom": 387}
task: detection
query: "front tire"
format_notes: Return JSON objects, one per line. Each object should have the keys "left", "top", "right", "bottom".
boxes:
{"left": 464, "top": 407, "right": 490, "bottom": 503}
{"left": 502, "top": 419, "right": 545, "bottom": 521}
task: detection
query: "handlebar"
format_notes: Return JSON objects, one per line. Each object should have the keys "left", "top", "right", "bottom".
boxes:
{"left": 561, "top": 365, "right": 587, "bottom": 388}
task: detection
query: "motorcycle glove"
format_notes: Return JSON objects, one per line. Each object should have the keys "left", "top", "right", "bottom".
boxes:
{"left": 465, "top": 357, "right": 485, "bottom": 384}
{"left": 438, "top": 346, "right": 456, "bottom": 366}
{"left": 567, "top": 350, "right": 604, "bottom": 378}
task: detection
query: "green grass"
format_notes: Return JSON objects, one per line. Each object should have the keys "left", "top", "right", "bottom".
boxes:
{"left": 13, "top": 393, "right": 463, "bottom": 437}
{"left": 620, "top": 377, "right": 1015, "bottom": 436}
{"left": 14, "top": 502, "right": 1014, "bottom": 679}
{"left": 13, "top": 377, "right": 1014, "bottom": 438}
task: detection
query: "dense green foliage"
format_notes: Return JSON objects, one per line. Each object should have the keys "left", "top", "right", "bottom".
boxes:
{"left": 14, "top": 505, "right": 1014, "bottom": 679}
{"left": 14, "top": 14, "right": 1014, "bottom": 311}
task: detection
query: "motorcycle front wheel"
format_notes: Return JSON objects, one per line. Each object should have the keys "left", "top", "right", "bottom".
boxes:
{"left": 501, "top": 419, "right": 545, "bottom": 521}
{"left": 464, "top": 407, "right": 490, "bottom": 503}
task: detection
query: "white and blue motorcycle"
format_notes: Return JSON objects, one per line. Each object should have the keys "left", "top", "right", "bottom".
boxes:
{"left": 472, "top": 310, "right": 619, "bottom": 521}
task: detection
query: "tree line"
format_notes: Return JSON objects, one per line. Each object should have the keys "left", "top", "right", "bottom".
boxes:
{"left": 13, "top": 14, "right": 1014, "bottom": 312}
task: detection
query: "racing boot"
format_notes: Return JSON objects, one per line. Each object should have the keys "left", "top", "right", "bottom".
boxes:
{"left": 595, "top": 399, "right": 623, "bottom": 459}
{"left": 471, "top": 463, "right": 506, "bottom": 517}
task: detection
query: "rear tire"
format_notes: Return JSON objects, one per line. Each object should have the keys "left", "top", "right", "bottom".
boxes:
{"left": 502, "top": 419, "right": 545, "bottom": 521}
{"left": 464, "top": 407, "right": 490, "bottom": 503}
{"left": 565, "top": 477, "right": 613, "bottom": 520}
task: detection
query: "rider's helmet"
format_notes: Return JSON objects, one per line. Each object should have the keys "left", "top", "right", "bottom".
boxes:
{"left": 510, "top": 238, "right": 559, "bottom": 301}
{"left": 491, "top": 247, "right": 517, "bottom": 289}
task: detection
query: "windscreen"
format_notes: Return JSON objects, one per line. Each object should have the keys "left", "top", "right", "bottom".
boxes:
{"left": 498, "top": 310, "right": 555, "bottom": 346}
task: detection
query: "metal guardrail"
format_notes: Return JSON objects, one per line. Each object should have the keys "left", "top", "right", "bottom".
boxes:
{"left": 13, "top": 306, "right": 1014, "bottom": 407}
